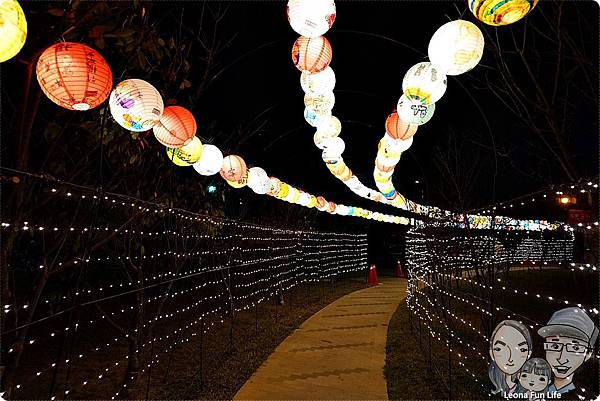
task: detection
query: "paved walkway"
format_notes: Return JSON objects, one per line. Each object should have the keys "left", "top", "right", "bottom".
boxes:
{"left": 234, "top": 277, "right": 407, "bottom": 400}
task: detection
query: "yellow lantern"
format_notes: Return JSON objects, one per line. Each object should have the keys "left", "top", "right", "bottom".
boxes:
{"left": 166, "top": 136, "right": 203, "bottom": 166}
{"left": 226, "top": 172, "right": 248, "bottom": 189}
{"left": 428, "top": 20, "right": 484, "bottom": 76}
{"left": 0, "top": 0, "right": 27, "bottom": 63}
{"left": 307, "top": 195, "right": 317, "bottom": 208}
{"left": 277, "top": 183, "right": 290, "bottom": 199}
{"left": 469, "top": 0, "right": 538, "bottom": 26}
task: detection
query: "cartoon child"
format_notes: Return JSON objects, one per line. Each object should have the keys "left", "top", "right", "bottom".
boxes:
{"left": 489, "top": 320, "right": 533, "bottom": 396}
{"left": 537, "top": 307, "right": 598, "bottom": 396}
{"left": 517, "top": 358, "right": 552, "bottom": 400}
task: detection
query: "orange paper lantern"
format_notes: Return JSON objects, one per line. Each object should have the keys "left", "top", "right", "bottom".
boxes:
{"left": 385, "top": 111, "right": 418, "bottom": 140}
{"left": 220, "top": 155, "right": 247, "bottom": 182}
{"left": 291, "top": 36, "right": 332, "bottom": 74}
{"left": 316, "top": 196, "right": 327, "bottom": 210}
{"left": 153, "top": 106, "right": 197, "bottom": 148}
{"left": 36, "top": 42, "right": 112, "bottom": 111}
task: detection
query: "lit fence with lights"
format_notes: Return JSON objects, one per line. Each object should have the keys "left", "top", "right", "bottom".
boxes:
{"left": 405, "top": 226, "right": 598, "bottom": 399}
{"left": 1, "top": 176, "right": 368, "bottom": 399}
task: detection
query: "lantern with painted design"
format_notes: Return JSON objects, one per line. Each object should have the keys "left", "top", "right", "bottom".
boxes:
{"left": 428, "top": 20, "right": 484, "bottom": 76}
{"left": 402, "top": 62, "right": 447, "bottom": 105}
{"left": 166, "top": 137, "right": 203, "bottom": 166}
{"left": 469, "top": 0, "right": 538, "bottom": 26}
{"left": 109, "top": 79, "right": 164, "bottom": 131}
{"left": 300, "top": 67, "right": 336, "bottom": 96}
{"left": 36, "top": 42, "right": 113, "bottom": 110}
{"left": 396, "top": 95, "right": 435, "bottom": 125}
{"left": 287, "top": 0, "right": 336, "bottom": 38}
{"left": 220, "top": 155, "right": 247, "bottom": 182}
{"left": 291, "top": 36, "right": 332, "bottom": 74}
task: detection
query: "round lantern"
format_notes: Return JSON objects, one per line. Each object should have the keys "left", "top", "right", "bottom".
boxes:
{"left": 469, "top": 0, "right": 538, "bottom": 26}
{"left": 291, "top": 36, "right": 332, "bottom": 74}
{"left": 304, "top": 91, "right": 335, "bottom": 114}
{"left": 268, "top": 177, "right": 282, "bottom": 196}
{"left": 304, "top": 107, "right": 331, "bottom": 127}
{"left": 153, "top": 106, "right": 197, "bottom": 148}
{"left": 226, "top": 172, "right": 248, "bottom": 189}
{"left": 287, "top": 0, "right": 336, "bottom": 38}
{"left": 36, "top": 42, "right": 112, "bottom": 110}
{"left": 385, "top": 111, "right": 418, "bottom": 140}
{"left": 298, "top": 192, "right": 311, "bottom": 207}
{"left": 321, "top": 137, "right": 345, "bottom": 160}
{"left": 300, "top": 67, "right": 336, "bottom": 96}
{"left": 382, "top": 134, "right": 414, "bottom": 153}
{"left": 307, "top": 195, "right": 317, "bottom": 208}
{"left": 396, "top": 95, "right": 435, "bottom": 125}
{"left": 0, "top": 0, "right": 26, "bottom": 63}
{"left": 428, "top": 20, "right": 484, "bottom": 76}
{"left": 247, "top": 167, "right": 271, "bottom": 195}
{"left": 277, "top": 183, "right": 290, "bottom": 199}
{"left": 193, "top": 144, "right": 223, "bottom": 176}
{"left": 109, "top": 79, "right": 164, "bottom": 131}
{"left": 220, "top": 155, "right": 247, "bottom": 182}
{"left": 316, "top": 115, "right": 341, "bottom": 138}
{"left": 166, "top": 136, "right": 203, "bottom": 166}
{"left": 402, "top": 62, "right": 447, "bottom": 105}
{"left": 316, "top": 196, "right": 328, "bottom": 211}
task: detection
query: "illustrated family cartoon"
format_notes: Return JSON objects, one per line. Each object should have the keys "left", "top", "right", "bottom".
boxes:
{"left": 489, "top": 307, "right": 598, "bottom": 399}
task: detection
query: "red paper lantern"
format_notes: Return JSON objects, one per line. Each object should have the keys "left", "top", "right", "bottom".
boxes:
{"left": 220, "top": 155, "right": 247, "bottom": 182}
{"left": 153, "top": 106, "right": 197, "bottom": 148}
{"left": 291, "top": 36, "right": 332, "bottom": 73}
{"left": 36, "top": 42, "right": 112, "bottom": 111}
{"left": 385, "top": 111, "right": 418, "bottom": 140}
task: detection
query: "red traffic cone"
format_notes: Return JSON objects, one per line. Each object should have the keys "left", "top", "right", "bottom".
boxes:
{"left": 368, "top": 264, "right": 380, "bottom": 286}
{"left": 395, "top": 261, "right": 404, "bottom": 278}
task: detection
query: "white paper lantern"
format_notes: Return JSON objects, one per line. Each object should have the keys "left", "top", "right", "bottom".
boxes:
{"left": 298, "top": 192, "right": 311, "bottom": 206}
{"left": 304, "top": 106, "right": 331, "bottom": 127}
{"left": 316, "top": 115, "right": 341, "bottom": 138}
{"left": 247, "top": 167, "right": 271, "bottom": 195}
{"left": 396, "top": 95, "right": 435, "bottom": 125}
{"left": 304, "top": 91, "right": 335, "bottom": 114}
{"left": 314, "top": 131, "right": 328, "bottom": 149}
{"left": 193, "top": 144, "right": 223, "bottom": 176}
{"left": 321, "top": 137, "right": 345, "bottom": 157}
{"left": 109, "top": 79, "right": 164, "bottom": 132}
{"left": 383, "top": 134, "right": 414, "bottom": 153}
{"left": 300, "top": 67, "right": 336, "bottom": 96}
{"left": 402, "top": 62, "right": 447, "bottom": 105}
{"left": 428, "top": 19, "right": 484, "bottom": 76}
{"left": 287, "top": 0, "right": 336, "bottom": 38}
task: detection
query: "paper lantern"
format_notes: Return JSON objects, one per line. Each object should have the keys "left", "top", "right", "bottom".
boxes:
{"left": 226, "top": 172, "right": 248, "bottom": 189}
{"left": 382, "top": 134, "right": 414, "bottom": 153}
{"left": 304, "top": 91, "right": 335, "bottom": 114}
{"left": 402, "top": 62, "right": 447, "bottom": 105}
{"left": 469, "top": 0, "right": 538, "bottom": 26}
{"left": 153, "top": 106, "right": 197, "bottom": 148}
{"left": 326, "top": 201, "right": 336, "bottom": 213}
{"left": 321, "top": 137, "right": 345, "bottom": 162}
{"left": 298, "top": 192, "right": 311, "bottom": 207}
{"left": 428, "top": 20, "right": 484, "bottom": 76}
{"left": 397, "top": 95, "right": 435, "bottom": 125}
{"left": 300, "top": 67, "right": 336, "bottom": 96}
{"left": 316, "top": 115, "right": 341, "bottom": 138}
{"left": 287, "top": 0, "right": 336, "bottom": 38}
{"left": 247, "top": 167, "right": 271, "bottom": 195}
{"left": 285, "top": 186, "right": 301, "bottom": 203}
{"left": 166, "top": 136, "right": 203, "bottom": 166}
{"left": 316, "top": 196, "right": 328, "bottom": 211}
{"left": 36, "top": 42, "right": 112, "bottom": 111}
{"left": 307, "top": 195, "right": 317, "bottom": 208}
{"left": 277, "top": 183, "right": 290, "bottom": 199}
{"left": 109, "top": 79, "right": 164, "bottom": 131}
{"left": 0, "top": 0, "right": 26, "bottom": 63}
{"left": 220, "top": 155, "right": 247, "bottom": 182}
{"left": 291, "top": 36, "right": 332, "bottom": 74}
{"left": 304, "top": 107, "right": 331, "bottom": 127}
{"left": 268, "top": 177, "right": 282, "bottom": 196}
{"left": 193, "top": 144, "right": 223, "bottom": 176}
{"left": 385, "top": 111, "right": 418, "bottom": 140}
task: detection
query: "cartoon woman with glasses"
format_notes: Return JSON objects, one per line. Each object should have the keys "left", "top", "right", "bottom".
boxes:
{"left": 488, "top": 320, "right": 533, "bottom": 396}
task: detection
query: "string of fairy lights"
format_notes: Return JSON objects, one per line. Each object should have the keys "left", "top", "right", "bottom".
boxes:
{"left": 405, "top": 226, "right": 598, "bottom": 398}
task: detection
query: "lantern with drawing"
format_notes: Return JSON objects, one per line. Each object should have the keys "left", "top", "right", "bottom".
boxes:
{"left": 109, "top": 79, "right": 164, "bottom": 131}
{"left": 396, "top": 95, "right": 435, "bottom": 125}
{"left": 469, "top": 0, "right": 538, "bottom": 26}
{"left": 220, "top": 155, "right": 247, "bottom": 182}
{"left": 300, "top": 67, "right": 336, "bottom": 96}
{"left": 287, "top": 0, "right": 336, "bottom": 38}
{"left": 428, "top": 19, "right": 484, "bottom": 76}
{"left": 402, "top": 62, "right": 447, "bottom": 105}
{"left": 292, "top": 36, "right": 332, "bottom": 74}
{"left": 36, "top": 42, "right": 113, "bottom": 111}
{"left": 166, "top": 136, "right": 203, "bottom": 166}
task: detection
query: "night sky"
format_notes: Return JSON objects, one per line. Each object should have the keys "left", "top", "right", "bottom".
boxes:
{"left": 4, "top": 0, "right": 599, "bottom": 221}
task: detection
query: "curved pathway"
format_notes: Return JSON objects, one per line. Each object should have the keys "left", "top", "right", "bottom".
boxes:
{"left": 234, "top": 277, "right": 407, "bottom": 400}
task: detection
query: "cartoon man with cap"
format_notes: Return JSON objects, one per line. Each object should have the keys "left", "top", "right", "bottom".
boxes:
{"left": 538, "top": 307, "right": 598, "bottom": 395}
